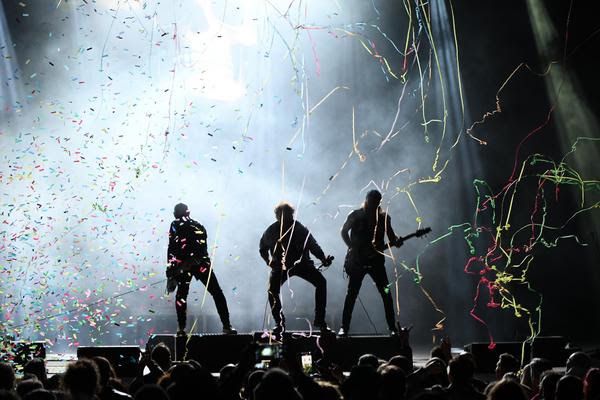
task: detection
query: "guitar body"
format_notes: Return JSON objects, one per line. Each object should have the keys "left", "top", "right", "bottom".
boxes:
{"left": 343, "top": 227, "right": 431, "bottom": 276}
{"left": 343, "top": 248, "right": 384, "bottom": 276}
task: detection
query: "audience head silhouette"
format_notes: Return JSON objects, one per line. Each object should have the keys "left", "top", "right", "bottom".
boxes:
{"left": 488, "top": 379, "right": 528, "bottom": 400}
{"left": 253, "top": 368, "right": 302, "bottom": 400}
{"left": 61, "top": 359, "right": 100, "bottom": 399}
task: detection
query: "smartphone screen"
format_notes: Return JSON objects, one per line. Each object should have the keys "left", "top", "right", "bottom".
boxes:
{"left": 256, "top": 344, "right": 280, "bottom": 360}
{"left": 254, "top": 359, "right": 271, "bottom": 370}
{"left": 300, "top": 352, "right": 312, "bottom": 373}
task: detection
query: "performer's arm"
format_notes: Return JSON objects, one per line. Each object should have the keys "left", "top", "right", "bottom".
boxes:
{"left": 259, "top": 230, "right": 271, "bottom": 265}
{"left": 341, "top": 213, "right": 354, "bottom": 248}
{"left": 166, "top": 223, "right": 178, "bottom": 276}
{"left": 194, "top": 222, "right": 209, "bottom": 259}
{"left": 169, "top": 223, "right": 179, "bottom": 259}
{"left": 386, "top": 214, "right": 403, "bottom": 247}
{"left": 306, "top": 231, "right": 326, "bottom": 262}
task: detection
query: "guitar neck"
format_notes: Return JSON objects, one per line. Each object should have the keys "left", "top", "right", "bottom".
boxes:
{"left": 387, "top": 229, "right": 430, "bottom": 247}
{"left": 401, "top": 232, "right": 418, "bottom": 241}
{"left": 379, "top": 227, "right": 431, "bottom": 248}
{"left": 383, "top": 234, "right": 415, "bottom": 248}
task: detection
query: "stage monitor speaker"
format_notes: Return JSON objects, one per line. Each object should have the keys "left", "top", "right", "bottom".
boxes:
{"left": 77, "top": 346, "right": 140, "bottom": 377}
{"left": 146, "top": 334, "right": 187, "bottom": 362}
{"left": 465, "top": 336, "right": 568, "bottom": 372}
{"left": 185, "top": 334, "right": 253, "bottom": 371}
{"left": 464, "top": 342, "right": 530, "bottom": 373}
{"left": 147, "top": 334, "right": 254, "bottom": 370}
{"left": 530, "top": 336, "right": 568, "bottom": 367}
{"left": 332, "top": 335, "right": 412, "bottom": 370}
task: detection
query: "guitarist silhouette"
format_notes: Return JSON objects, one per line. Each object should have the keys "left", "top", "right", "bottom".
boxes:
{"left": 259, "top": 202, "right": 333, "bottom": 336}
{"left": 339, "top": 190, "right": 428, "bottom": 337}
{"left": 167, "top": 203, "right": 237, "bottom": 336}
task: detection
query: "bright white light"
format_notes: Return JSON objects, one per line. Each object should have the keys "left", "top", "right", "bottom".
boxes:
{"left": 177, "top": 0, "right": 258, "bottom": 102}
{"left": 1, "top": 5, "right": 21, "bottom": 114}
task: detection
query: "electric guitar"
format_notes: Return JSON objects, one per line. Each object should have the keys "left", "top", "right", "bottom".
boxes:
{"left": 344, "top": 227, "right": 431, "bottom": 275}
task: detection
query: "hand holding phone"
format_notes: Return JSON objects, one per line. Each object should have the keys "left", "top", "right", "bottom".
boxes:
{"left": 254, "top": 343, "right": 282, "bottom": 370}
{"left": 300, "top": 352, "right": 313, "bottom": 373}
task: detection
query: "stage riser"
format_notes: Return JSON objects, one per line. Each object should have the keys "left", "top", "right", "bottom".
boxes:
{"left": 147, "top": 333, "right": 412, "bottom": 372}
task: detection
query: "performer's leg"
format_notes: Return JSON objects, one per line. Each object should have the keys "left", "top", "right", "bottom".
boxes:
{"left": 341, "top": 270, "right": 366, "bottom": 331}
{"left": 368, "top": 263, "right": 397, "bottom": 330}
{"left": 197, "top": 269, "right": 232, "bottom": 329}
{"left": 175, "top": 274, "right": 192, "bottom": 332}
{"left": 293, "top": 265, "right": 327, "bottom": 325}
{"left": 268, "top": 269, "right": 288, "bottom": 328}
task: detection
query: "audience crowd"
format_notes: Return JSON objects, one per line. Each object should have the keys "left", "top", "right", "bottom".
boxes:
{"left": 0, "top": 335, "right": 598, "bottom": 400}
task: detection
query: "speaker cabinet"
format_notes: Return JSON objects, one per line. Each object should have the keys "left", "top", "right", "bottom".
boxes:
{"left": 77, "top": 346, "right": 141, "bottom": 377}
